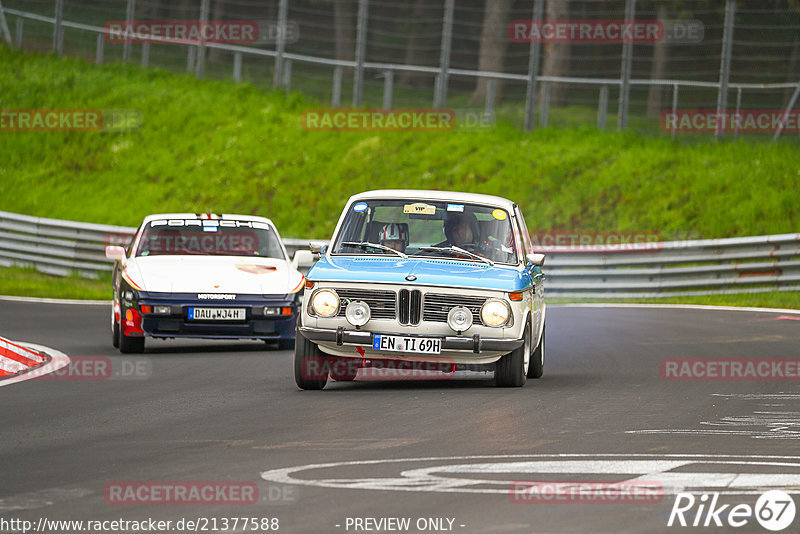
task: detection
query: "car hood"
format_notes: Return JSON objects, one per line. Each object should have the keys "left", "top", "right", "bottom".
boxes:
{"left": 307, "top": 255, "right": 529, "bottom": 292}
{"left": 123, "top": 255, "right": 303, "bottom": 295}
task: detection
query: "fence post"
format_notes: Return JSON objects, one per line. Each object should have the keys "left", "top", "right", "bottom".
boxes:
{"left": 715, "top": 0, "right": 735, "bottom": 141}
{"left": 95, "top": 33, "right": 104, "bottom": 65}
{"left": 539, "top": 82, "right": 550, "bottom": 126}
{"left": 671, "top": 83, "right": 679, "bottom": 140}
{"left": 187, "top": 46, "right": 196, "bottom": 72}
{"left": 435, "top": 0, "right": 454, "bottom": 108}
{"left": 772, "top": 81, "right": 800, "bottom": 142}
{"left": 617, "top": 0, "right": 636, "bottom": 129}
{"left": 283, "top": 58, "right": 292, "bottom": 91}
{"left": 141, "top": 41, "right": 150, "bottom": 67}
{"left": 382, "top": 70, "right": 394, "bottom": 110}
{"left": 524, "top": 0, "right": 545, "bottom": 131}
{"left": 195, "top": 0, "right": 210, "bottom": 78}
{"left": 734, "top": 86, "right": 742, "bottom": 139}
{"left": 597, "top": 85, "right": 609, "bottom": 130}
{"left": 233, "top": 51, "right": 242, "bottom": 82}
{"left": 352, "top": 0, "right": 368, "bottom": 106}
{"left": 14, "top": 15, "right": 22, "bottom": 48}
{"left": 122, "top": 0, "right": 135, "bottom": 62}
{"left": 0, "top": 0, "right": 12, "bottom": 46}
{"left": 332, "top": 66, "right": 343, "bottom": 107}
{"left": 53, "top": 0, "right": 64, "bottom": 54}
{"left": 273, "top": 0, "right": 288, "bottom": 87}
{"left": 485, "top": 79, "right": 496, "bottom": 123}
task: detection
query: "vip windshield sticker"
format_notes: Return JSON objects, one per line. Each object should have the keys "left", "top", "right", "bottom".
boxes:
{"left": 447, "top": 204, "right": 464, "bottom": 212}
{"left": 492, "top": 209, "right": 508, "bottom": 220}
{"left": 353, "top": 202, "right": 368, "bottom": 212}
{"left": 403, "top": 203, "right": 436, "bottom": 215}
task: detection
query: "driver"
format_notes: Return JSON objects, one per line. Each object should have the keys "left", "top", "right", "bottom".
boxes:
{"left": 442, "top": 212, "right": 479, "bottom": 249}
{"left": 379, "top": 223, "right": 408, "bottom": 253}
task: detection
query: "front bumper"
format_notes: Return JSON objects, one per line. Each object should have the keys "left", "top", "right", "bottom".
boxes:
{"left": 299, "top": 326, "right": 522, "bottom": 362}
{"left": 136, "top": 294, "right": 298, "bottom": 341}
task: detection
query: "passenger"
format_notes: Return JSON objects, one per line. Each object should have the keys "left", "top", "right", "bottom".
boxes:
{"left": 379, "top": 223, "right": 407, "bottom": 253}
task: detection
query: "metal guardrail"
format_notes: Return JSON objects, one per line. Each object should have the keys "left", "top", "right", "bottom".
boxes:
{"left": 1, "top": 210, "right": 799, "bottom": 298}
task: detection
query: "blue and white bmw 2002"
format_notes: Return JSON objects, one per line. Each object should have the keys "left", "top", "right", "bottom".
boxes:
{"left": 105, "top": 213, "right": 314, "bottom": 353}
{"left": 295, "top": 190, "right": 545, "bottom": 389}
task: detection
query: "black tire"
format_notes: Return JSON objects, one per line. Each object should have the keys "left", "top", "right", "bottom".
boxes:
{"left": 495, "top": 320, "right": 530, "bottom": 387}
{"left": 294, "top": 329, "right": 328, "bottom": 390}
{"left": 527, "top": 323, "right": 545, "bottom": 379}
{"left": 118, "top": 327, "right": 145, "bottom": 354}
{"left": 278, "top": 338, "right": 296, "bottom": 351}
{"left": 112, "top": 318, "right": 120, "bottom": 349}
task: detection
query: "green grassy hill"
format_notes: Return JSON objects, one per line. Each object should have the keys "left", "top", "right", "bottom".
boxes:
{"left": 1, "top": 46, "right": 799, "bottom": 241}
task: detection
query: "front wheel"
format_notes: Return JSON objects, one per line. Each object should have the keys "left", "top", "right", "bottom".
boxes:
{"left": 118, "top": 327, "right": 145, "bottom": 354}
{"left": 294, "top": 329, "right": 328, "bottom": 390}
{"left": 495, "top": 320, "right": 530, "bottom": 387}
{"left": 527, "top": 323, "right": 544, "bottom": 379}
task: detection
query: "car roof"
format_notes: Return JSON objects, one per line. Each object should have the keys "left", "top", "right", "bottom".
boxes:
{"left": 139, "top": 213, "right": 276, "bottom": 226}
{"left": 348, "top": 190, "right": 517, "bottom": 210}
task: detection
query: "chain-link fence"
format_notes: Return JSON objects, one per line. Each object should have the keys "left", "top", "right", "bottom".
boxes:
{"left": 2, "top": 0, "right": 799, "bottom": 139}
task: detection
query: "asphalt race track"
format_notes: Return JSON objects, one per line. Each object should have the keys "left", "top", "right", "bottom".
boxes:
{"left": 2, "top": 300, "right": 800, "bottom": 533}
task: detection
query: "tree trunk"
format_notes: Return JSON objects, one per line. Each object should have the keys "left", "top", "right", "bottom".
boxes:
{"left": 398, "top": 0, "right": 432, "bottom": 88}
{"left": 207, "top": 0, "right": 226, "bottom": 63}
{"left": 334, "top": 0, "right": 355, "bottom": 73}
{"left": 470, "top": 0, "right": 513, "bottom": 104}
{"left": 539, "top": 0, "right": 571, "bottom": 107}
{"left": 646, "top": 4, "right": 669, "bottom": 117}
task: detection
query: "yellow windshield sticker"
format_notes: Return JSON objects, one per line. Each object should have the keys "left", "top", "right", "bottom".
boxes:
{"left": 492, "top": 209, "right": 508, "bottom": 220}
{"left": 403, "top": 203, "right": 436, "bottom": 215}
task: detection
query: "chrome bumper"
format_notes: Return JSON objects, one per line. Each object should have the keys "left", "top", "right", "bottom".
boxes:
{"left": 298, "top": 326, "right": 523, "bottom": 353}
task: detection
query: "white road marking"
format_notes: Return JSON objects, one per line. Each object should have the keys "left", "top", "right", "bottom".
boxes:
{"left": 0, "top": 294, "right": 109, "bottom": 305}
{"left": 261, "top": 454, "right": 800, "bottom": 496}
{"left": 0, "top": 488, "right": 92, "bottom": 512}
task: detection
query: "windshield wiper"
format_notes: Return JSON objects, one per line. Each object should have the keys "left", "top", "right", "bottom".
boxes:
{"left": 340, "top": 241, "right": 408, "bottom": 258}
{"left": 417, "top": 246, "right": 494, "bottom": 265}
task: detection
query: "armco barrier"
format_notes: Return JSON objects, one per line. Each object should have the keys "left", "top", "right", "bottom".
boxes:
{"left": 0, "top": 336, "right": 47, "bottom": 377}
{"left": 0, "top": 210, "right": 799, "bottom": 298}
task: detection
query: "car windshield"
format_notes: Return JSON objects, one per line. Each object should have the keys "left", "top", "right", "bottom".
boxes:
{"left": 332, "top": 199, "right": 520, "bottom": 264}
{"left": 134, "top": 219, "right": 285, "bottom": 259}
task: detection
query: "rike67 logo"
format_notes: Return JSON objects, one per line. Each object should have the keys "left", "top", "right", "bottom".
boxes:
{"left": 668, "top": 490, "right": 796, "bottom": 531}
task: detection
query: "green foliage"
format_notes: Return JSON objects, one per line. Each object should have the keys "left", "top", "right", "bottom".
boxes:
{"left": 1, "top": 46, "right": 799, "bottom": 243}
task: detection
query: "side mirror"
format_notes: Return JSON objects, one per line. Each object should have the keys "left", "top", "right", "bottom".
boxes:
{"left": 309, "top": 243, "right": 328, "bottom": 256}
{"left": 105, "top": 245, "right": 127, "bottom": 262}
{"left": 526, "top": 253, "right": 545, "bottom": 267}
{"left": 292, "top": 250, "right": 315, "bottom": 269}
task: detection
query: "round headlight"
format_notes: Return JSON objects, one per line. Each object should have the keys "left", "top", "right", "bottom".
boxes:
{"left": 481, "top": 299, "right": 510, "bottom": 327}
{"left": 345, "top": 300, "right": 371, "bottom": 327}
{"left": 447, "top": 306, "right": 473, "bottom": 333}
{"left": 311, "top": 289, "right": 339, "bottom": 317}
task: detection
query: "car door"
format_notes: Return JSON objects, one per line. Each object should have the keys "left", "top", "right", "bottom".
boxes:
{"left": 515, "top": 207, "right": 543, "bottom": 341}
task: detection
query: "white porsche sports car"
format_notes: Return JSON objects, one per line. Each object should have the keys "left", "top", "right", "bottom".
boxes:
{"left": 105, "top": 213, "right": 313, "bottom": 353}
